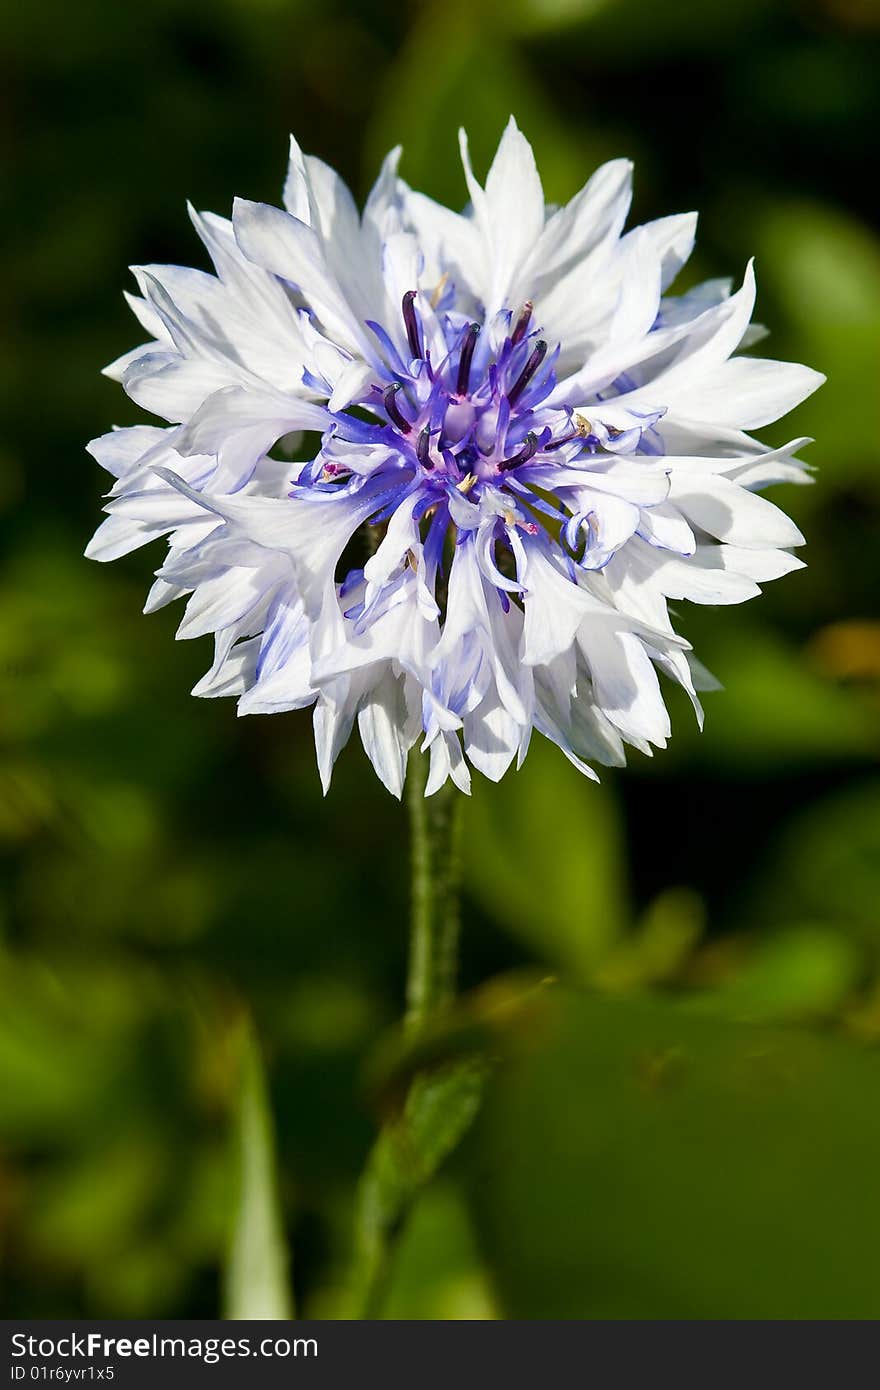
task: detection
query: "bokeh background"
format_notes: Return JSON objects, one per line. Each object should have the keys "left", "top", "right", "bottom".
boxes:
{"left": 2, "top": 0, "right": 880, "bottom": 1319}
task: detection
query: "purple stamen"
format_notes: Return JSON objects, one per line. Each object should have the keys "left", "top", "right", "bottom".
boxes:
{"left": 402, "top": 290, "right": 422, "bottom": 361}
{"left": 456, "top": 323, "right": 480, "bottom": 396}
{"left": 507, "top": 340, "right": 547, "bottom": 407}
{"left": 511, "top": 301, "right": 533, "bottom": 346}
{"left": 441, "top": 446, "right": 460, "bottom": 476}
{"left": 499, "top": 431, "right": 538, "bottom": 471}
{"left": 546, "top": 429, "right": 579, "bottom": 451}
{"left": 384, "top": 383, "right": 411, "bottom": 433}
{"left": 417, "top": 426, "right": 432, "bottom": 469}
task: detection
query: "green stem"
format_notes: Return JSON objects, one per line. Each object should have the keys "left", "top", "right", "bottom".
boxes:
{"left": 405, "top": 749, "right": 463, "bottom": 1029}
{"left": 347, "top": 750, "right": 475, "bottom": 1319}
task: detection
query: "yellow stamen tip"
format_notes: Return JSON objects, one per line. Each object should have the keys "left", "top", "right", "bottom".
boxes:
{"left": 430, "top": 272, "right": 450, "bottom": 309}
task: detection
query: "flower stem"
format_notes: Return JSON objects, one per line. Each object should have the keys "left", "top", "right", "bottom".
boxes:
{"left": 405, "top": 750, "right": 463, "bottom": 1029}
{"left": 347, "top": 751, "right": 474, "bottom": 1318}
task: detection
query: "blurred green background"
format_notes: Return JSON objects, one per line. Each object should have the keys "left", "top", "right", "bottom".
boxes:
{"left": 2, "top": 0, "right": 880, "bottom": 1320}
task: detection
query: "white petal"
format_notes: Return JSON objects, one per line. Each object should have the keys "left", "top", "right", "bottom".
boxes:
{"left": 637, "top": 502, "right": 696, "bottom": 556}
{"left": 363, "top": 492, "right": 420, "bottom": 599}
{"left": 176, "top": 385, "right": 328, "bottom": 489}
{"left": 437, "top": 540, "right": 531, "bottom": 725}
{"left": 668, "top": 355, "right": 825, "bottom": 429}
{"left": 328, "top": 358, "right": 377, "bottom": 412}
{"left": 425, "top": 731, "right": 472, "bottom": 797}
{"left": 357, "top": 670, "right": 413, "bottom": 798}
{"left": 176, "top": 567, "right": 275, "bottom": 640}
{"left": 520, "top": 158, "right": 633, "bottom": 297}
{"left": 86, "top": 425, "right": 170, "bottom": 479}
{"left": 124, "top": 290, "right": 167, "bottom": 342}
{"left": 632, "top": 211, "right": 697, "bottom": 290}
{"left": 669, "top": 472, "right": 805, "bottom": 548}
{"left": 599, "top": 261, "right": 757, "bottom": 415}
{"left": 84, "top": 515, "right": 166, "bottom": 562}
{"left": 153, "top": 467, "right": 388, "bottom": 610}
{"left": 193, "top": 636, "right": 261, "bottom": 698}
{"left": 122, "top": 351, "right": 233, "bottom": 422}
{"left": 459, "top": 118, "right": 544, "bottom": 313}
{"left": 521, "top": 546, "right": 601, "bottom": 667}
{"left": 401, "top": 187, "right": 484, "bottom": 299}
{"left": 313, "top": 681, "right": 359, "bottom": 794}
{"left": 232, "top": 198, "right": 367, "bottom": 357}
{"left": 698, "top": 543, "right": 805, "bottom": 583}
{"left": 578, "top": 627, "right": 670, "bottom": 747}
{"left": 463, "top": 697, "right": 520, "bottom": 782}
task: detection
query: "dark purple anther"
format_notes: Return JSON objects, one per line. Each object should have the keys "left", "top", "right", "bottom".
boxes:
{"left": 402, "top": 290, "right": 422, "bottom": 361}
{"left": 417, "top": 426, "right": 432, "bottom": 468}
{"left": 384, "top": 383, "right": 411, "bottom": 433}
{"left": 456, "top": 323, "right": 480, "bottom": 397}
{"left": 500, "top": 431, "right": 539, "bottom": 471}
{"left": 546, "top": 429, "right": 579, "bottom": 451}
{"left": 506, "top": 340, "right": 547, "bottom": 407}
{"left": 510, "top": 301, "right": 533, "bottom": 346}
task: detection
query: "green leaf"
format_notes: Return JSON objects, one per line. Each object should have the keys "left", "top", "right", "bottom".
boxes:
{"left": 464, "top": 737, "right": 628, "bottom": 978}
{"left": 383, "top": 1181, "right": 498, "bottom": 1319}
{"left": 745, "top": 781, "right": 880, "bottom": 947}
{"left": 595, "top": 888, "right": 704, "bottom": 991}
{"left": 223, "top": 1019, "right": 293, "bottom": 1320}
{"left": 467, "top": 988, "right": 880, "bottom": 1317}
{"left": 689, "top": 925, "right": 862, "bottom": 1023}
{"left": 348, "top": 1057, "right": 487, "bottom": 1318}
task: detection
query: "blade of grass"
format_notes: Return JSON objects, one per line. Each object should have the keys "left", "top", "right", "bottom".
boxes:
{"left": 223, "top": 1017, "right": 293, "bottom": 1320}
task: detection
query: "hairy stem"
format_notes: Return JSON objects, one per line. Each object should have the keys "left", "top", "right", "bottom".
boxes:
{"left": 348, "top": 751, "right": 475, "bottom": 1319}
{"left": 405, "top": 750, "right": 463, "bottom": 1029}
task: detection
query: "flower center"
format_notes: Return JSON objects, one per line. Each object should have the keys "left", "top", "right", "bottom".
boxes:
{"left": 297, "top": 289, "right": 665, "bottom": 603}
{"left": 368, "top": 291, "right": 571, "bottom": 494}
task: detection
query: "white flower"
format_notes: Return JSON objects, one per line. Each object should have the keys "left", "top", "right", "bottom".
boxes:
{"left": 87, "top": 118, "right": 822, "bottom": 797}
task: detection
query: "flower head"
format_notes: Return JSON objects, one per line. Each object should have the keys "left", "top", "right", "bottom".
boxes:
{"left": 87, "top": 119, "right": 823, "bottom": 796}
